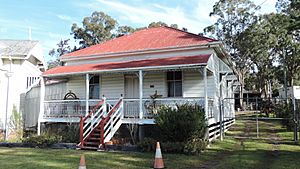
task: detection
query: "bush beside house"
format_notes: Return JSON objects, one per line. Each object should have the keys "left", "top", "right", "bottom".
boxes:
{"left": 138, "top": 103, "right": 208, "bottom": 155}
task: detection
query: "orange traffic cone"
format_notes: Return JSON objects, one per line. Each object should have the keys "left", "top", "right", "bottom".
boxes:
{"left": 153, "top": 142, "right": 164, "bottom": 169}
{"left": 78, "top": 155, "right": 87, "bottom": 169}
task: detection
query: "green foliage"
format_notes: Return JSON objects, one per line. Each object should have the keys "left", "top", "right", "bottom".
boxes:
{"left": 71, "top": 11, "right": 118, "bottom": 48}
{"left": 48, "top": 39, "right": 72, "bottom": 68}
{"left": 205, "top": 0, "right": 300, "bottom": 96}
{"left": 161, "top": 142, "right": 185, "bottom": 153}
{"left": 137, "top": 137, "right": 156, "bottom": 152}
{"left": 137, "top": 138, "right": 185, "bottom": 153}
{"left": 274, "top": 101, "right": 294, "bottom": 130}
{"left": 148, "top": 21, "right": 168, "bottom": 28}
{"left": 9, "top": 105, "right": 23, "bottom": 141}
{"left": 204, "top": 0, "right": 259, "bottom": 108}
{"left": 44, "top": 123, "right": 79, "bottom": 143}
{"left": 22, "top": 134, "right": 62, "bottom": 147}
{"left": 154, "top": 104, "right": 207, "bottom": 142}
{"left": 183, "top": 136, "right": 207, "bottom": 155}
{"left": 116, "top": 26, "right": 135, "bottom": 37}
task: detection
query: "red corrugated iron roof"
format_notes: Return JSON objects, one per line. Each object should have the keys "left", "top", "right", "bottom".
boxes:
{"left": 62, "top": 26, "right": 217, "bottom": 58}
{"left": 43, "top": 54, "right": 210, "bottom": 76}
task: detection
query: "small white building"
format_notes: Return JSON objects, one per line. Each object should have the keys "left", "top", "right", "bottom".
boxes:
{"left": 279, "top": 86, "right": 300, "bottom": 99}
{"left": 39, "top": 27, "right": 237, "bottom": 149}
{"left": 0, "top": 40, "right": 46, "bottom": 137}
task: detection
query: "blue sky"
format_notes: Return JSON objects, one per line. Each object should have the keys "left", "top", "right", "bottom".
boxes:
{"left": 0, "top": 0, "right": 276, "bottom": 61}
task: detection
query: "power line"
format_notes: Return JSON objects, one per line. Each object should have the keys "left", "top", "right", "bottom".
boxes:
{"left": 255, "top": 0, "right": 269, "bottom": 10}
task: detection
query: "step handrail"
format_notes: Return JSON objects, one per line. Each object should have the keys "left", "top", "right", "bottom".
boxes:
{"left": 83, "top": 99, "right": 105, "bottom": 121}
{"left": 102, "top": 98, "right": 123, "bottom": 124}
{"left": 100, "top": 97, "right": 123, "bottom": 146}
{"left": 79, "top": 98, "right": 105, "bottom": 147}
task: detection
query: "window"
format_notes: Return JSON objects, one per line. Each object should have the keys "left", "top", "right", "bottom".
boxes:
{"left": 26, "top": 77, "right": 39, "bottom": 89}
{"left": 89, "top": 75, "right": 99, "bottom": 99}
{"left": 167, "top": 71, "right": 182, "bottom": 97}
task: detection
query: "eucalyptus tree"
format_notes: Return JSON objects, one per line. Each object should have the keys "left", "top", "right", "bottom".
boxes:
{"left": 238, "top": 14, "right": 279, "bottom": 98}
{"left": 71, "top": 11, "right": 118, "bottom": 48}
{"left": 275, "top": 0, "right": 300, "bottom": 86}
{"left": 204, "top": 0, "right": 259, "bottom": 108}
{"left": 48, "top": 39, "right": 72, "bottom": 68}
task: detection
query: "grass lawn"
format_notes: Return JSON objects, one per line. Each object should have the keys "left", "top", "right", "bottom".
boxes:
{"left": 0, "top": 147, "right": 215, "bottom": 169}
{"left": 0, "top": 114, "right": 299, "bottom": 169}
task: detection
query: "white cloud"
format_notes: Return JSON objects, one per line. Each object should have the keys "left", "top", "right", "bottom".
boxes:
{"left": 78, "top": 0, "right": 276, "bottom": 34}
{"left": 56, "top": 14, "right": 74, "bottom": 22}
{"left": 79, "top": 0, "right": 212, "bottom": 33}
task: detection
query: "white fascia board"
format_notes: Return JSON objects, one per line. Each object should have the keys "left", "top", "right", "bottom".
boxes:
{"left": 43, "top": 63, "right": 208, "bottom": 78}
{"left": 60, "top": 41, "right": 222, "bottom": 62}
{"left": 1, "top": 55, "right": 26, "bottom": 59}
{"left": 226, "top": 75, "right": 238, "bottom": 81}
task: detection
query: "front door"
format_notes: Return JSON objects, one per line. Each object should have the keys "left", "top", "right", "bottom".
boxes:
{"left": 124, "top": 75, "right": 139, "bottom": 118}
{"left": 125, "top": 75, "right": 139, "bottom": 98}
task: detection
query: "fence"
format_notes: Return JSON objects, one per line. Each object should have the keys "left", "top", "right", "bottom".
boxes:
{"left": 222, "top": 97, "right": 300, "bottom": 142}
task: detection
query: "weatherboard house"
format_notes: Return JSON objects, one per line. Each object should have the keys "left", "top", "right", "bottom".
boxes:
{"left": 38, "top": 27, "right": 236, "bottom": 149}
{"left": 0, "top": 40, "right": 46, "bottom": 138}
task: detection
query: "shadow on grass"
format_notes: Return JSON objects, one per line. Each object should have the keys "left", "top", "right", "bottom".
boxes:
{"left": 214, "top": 148, "right": 300, "bottom": 169}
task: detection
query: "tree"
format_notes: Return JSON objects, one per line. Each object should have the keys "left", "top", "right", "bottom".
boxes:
{"left": 276, "top": 0, "right": 300, "bottom": 31}
{"left": 135, "top": 22, "right": 181, "bottom": 31}
{"left": 48, "top": 39, "right": 71, "bottom": 68}
{"left": 204, "top": 0, "right": 259, "bottom": 108}
{"left": 148, "top": 21, "right": 168, "bottom": 28}
{"left": 238, "top": 14, "right": 279, "bottom": 98}
{"left": 71, "top": 11, "right": 118, "bottom": 48}
{"left": 275, "top": 0, "right": 300, "bottom": 86}
{"left": 116, "top": 25, "right": 135, "bottom": 37}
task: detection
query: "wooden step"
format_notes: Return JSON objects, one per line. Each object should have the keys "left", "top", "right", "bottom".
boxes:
{"left": 91, "top": 133, "right": 100, "bottom": 136}
{"left": 87, "top": 137, "right": 101, "bottom": 141}
{"left": 84, "top": 141, "right": 100, "bottom": 146}
{"left": 94, "top": 129, "right": 101, "bottom": 132}
{"left": 80, "top": 146, "right": 99, "bottom": 150}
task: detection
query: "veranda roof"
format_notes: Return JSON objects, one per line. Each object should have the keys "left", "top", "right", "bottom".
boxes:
{"left": 43, "top": 54, "right": 211, "bottom": 77}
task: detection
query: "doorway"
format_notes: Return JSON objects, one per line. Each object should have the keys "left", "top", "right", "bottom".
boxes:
{"left": 124, "top": 75, "right": 139, "bottom": 118}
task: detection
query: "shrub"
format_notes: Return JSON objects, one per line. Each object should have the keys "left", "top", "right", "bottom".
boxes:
{"left": 137, "top": 137, "right": 156, "bottom": 152}
{"left": 137, "top": 138, "right": 185, "bottom": 153}
{"left": 161, "top": 142, "right": 185, "bottom": 153}
{"left": 183, "top": 136, "right": 207, "bottom": 155}
{"left": 154, "top": 104, "right": 207, "bottom": 142}
{"left": 22, "top": 134, "right": 62, "bottom": 147}
{"left": 274, "top": 101, "right": 294, "bottom": 130}
{"left": 44, "top": 123, "right": 79, "bottom": 143}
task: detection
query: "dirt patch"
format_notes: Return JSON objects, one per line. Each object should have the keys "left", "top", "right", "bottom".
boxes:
{"left": 188, "top": 151, "right": 233, "bottom": 169}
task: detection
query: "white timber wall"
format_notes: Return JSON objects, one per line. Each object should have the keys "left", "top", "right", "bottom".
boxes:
{"left": 21, "top": 82, "right": 66, "bottom": 128}
{"left": 206, "top": 52, "right": 236, "bottom": 125}
{"left": 100, "top": 74, "right": 124, "bottom": 98}
{"left": 66, "top": 76, "right": 86, "bottom": 99}
{"left": 183, "top": 70, "right": 214, "bottom": 98}
{"left": 143, "top": 72, "right": 167, "bottom": 98}
{"left": 207, "top": 53, "right": 220, "bottom": 124}
{"left": 0, "top": 59, "right": 42, "bottom": 130}
{"left": 65, "top": 70, "right": 215, "bottom": 99}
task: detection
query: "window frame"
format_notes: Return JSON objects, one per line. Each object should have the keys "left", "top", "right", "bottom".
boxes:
{"left": 89, "top": 75, "right": 100, "bottom": 99}
{"left": 166, "top": 71, "right": 183, "bottom": 97}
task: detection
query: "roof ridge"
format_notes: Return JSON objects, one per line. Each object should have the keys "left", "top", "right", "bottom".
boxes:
{"left": 0, "top": 39, "right": 39, "bottom": 42}
{"left": 162, "top": 26, "right": 217, "bottom": 42}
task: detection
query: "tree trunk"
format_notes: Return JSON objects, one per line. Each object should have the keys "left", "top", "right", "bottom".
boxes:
{"left": 239, "top": 74, "right": 245, "bottom": 110}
